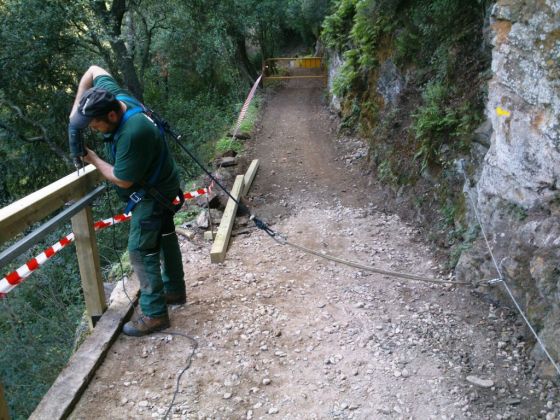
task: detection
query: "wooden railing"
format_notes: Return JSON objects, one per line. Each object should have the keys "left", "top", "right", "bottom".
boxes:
{"left": 0, "top": 165, "right": 105, "bottom": 419}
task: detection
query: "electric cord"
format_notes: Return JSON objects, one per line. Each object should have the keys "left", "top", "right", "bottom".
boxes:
{"left": 160, "top": 330, "right": 199, "bottom": 420}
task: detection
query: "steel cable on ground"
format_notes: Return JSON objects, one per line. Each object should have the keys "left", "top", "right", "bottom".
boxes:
{"left": 271, "top": 235, "right": 472, "bottom": 286}
{"left": 459, "top": 160, "right": 560, "bottom": 376}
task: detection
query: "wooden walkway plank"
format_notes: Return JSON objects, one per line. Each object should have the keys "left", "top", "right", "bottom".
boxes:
{"left": 29, "top": 277, "right": 140, "bottom": 420}
{"left": 210, "top": 175, "right": 245, "bottom": 263}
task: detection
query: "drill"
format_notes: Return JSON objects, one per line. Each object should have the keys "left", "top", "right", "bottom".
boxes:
{"left": 68, "top": 125, "right": 86, "bottom": 175}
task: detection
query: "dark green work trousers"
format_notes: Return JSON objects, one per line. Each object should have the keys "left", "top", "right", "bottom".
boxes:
{"left": 128, "top": 199, "right": 185, "bottom": 318}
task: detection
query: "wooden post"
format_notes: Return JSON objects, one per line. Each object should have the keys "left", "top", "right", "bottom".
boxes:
{"left": 0, "top": 381, "right": 9, "bottom": 420}
{"left": 71, "top": 206, "right": 106, "bottom": 329}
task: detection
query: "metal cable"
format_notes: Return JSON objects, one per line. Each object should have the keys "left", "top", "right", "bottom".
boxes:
{"left": 460, "top": 161, "right": 560, "bottom": 376}
{"left": 162, "top": 118, "right": 471, "bottom": 288}
{"left": 273, "top": 235, "right": 472, "bottom": 286}
{"left": 161, "top": 331, "right": 198, "bottom": 420}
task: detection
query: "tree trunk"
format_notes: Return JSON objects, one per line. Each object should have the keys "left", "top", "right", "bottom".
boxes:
{"left": 234, "top": 35, "right": 258, "bottom": 86}
{"left": 92, "top": 0, "right": 144, "bottom": 100}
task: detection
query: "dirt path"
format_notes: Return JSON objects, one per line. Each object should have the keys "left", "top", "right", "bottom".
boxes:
{"left": 70, "top": 83, "right": 556, "bottom": 419}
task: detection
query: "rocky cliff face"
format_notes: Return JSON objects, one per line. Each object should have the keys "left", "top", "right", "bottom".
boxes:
{"left": 327, "top": 0, "right": 560, "bottom": 377}
{"left": 457, "top": 0, "right": 560, "bottom": 376}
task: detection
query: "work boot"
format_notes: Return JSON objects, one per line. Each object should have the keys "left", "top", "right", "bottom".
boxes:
{"left": 165, "top": 291, "right": 186, "bottom": 305}
{"left": 123, "top": 313, "right": 170, "bottom": 337}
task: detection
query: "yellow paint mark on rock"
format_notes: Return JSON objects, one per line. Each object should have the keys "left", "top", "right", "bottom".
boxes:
{"left": 496, "top": 107, "right": 511, "bottom": 117}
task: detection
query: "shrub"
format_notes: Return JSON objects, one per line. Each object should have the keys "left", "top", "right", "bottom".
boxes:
{"left": 215, "top": 136, "right": 244, "bottom": 155}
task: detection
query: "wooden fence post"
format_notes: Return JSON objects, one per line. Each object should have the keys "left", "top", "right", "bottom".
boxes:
{"left": 0, "top": 381, "right": 9, "bottom": 420}
{"left": 71, "top": 206, "right": 106, "bottom": 329}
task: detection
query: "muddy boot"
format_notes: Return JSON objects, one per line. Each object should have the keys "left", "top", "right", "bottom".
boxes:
{"left": 123, "top": 313, "right": 170, "bottom": 337}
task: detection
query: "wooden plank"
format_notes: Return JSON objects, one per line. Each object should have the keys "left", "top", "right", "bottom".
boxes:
{"left": 242, "top": 159, "right": 260, "bottom": 197}
{"left": 29, "top": 277, "right": 140, "bottom": 420}
{"left": 0, "top": 165, "right": 102, "bottom": 245}
{"left": 0, "top": 381, "right": 9, "bottom": 420}
{"left": 71, "top": 206, "right": 106, "bottom": 329}
{"left": 210, "top": 175, "right": 245, "bottom": 263}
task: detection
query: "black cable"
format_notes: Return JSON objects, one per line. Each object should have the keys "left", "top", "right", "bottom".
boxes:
{"left": 160, "top": 331, "right": 199, "bottom": 419}
{"left": 159, "top": 120, "right": 275, "bottom": 238}
{"left": 104, "top": 186, "right": 134, "bottom": 307}
{"left": 164, "top": 124, "right": 246, "bottom": 209}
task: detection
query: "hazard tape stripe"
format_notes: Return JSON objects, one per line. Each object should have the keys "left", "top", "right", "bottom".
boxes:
{"left": 0, "top": 233, "right": 75, "bottom": 294}
{"left": 232, "top": 74, "right": 262, "bottom": 138}
{"left": 173, "top": 183, "right": 213, "bottom": 204}
{"left": 0, "top": 184, "right": 213, "bottom": 296}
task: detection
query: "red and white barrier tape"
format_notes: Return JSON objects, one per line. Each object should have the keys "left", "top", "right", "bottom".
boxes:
{"left": 175, "top": 180, "right": 213, "bottom": 203}
{"left": 0, "top": 233, "right": 75, "bottom": 297}
{"left": 0, "top": 184, "right": 214, "bottom": 297}
{"left": 232, "top": 74, "right": 262, "bottom": 138}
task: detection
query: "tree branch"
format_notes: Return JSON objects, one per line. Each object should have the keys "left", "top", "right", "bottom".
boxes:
{"left": 0, "top": 100, "right": 72, "bottom": 166}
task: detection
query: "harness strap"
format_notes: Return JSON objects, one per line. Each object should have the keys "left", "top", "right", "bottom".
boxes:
{"left": 111, "top": 105, "right": 144, "bottom": 159}
{"left": 112, "top": 94, "right": 178, "bottom": 214}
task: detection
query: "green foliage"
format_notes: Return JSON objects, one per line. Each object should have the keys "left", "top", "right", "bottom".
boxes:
{"left": 107, "top": 250, "right": 132, "bottom": 282}
{"left": 286, "top": 0, "right": 333, "bottom": 42}
{"left": 505, "top": 202, "right": 529, "bottom": 222}
{"left": 448, "top": 224, "right": 479, "bottom": 268}
{"left": 0, "top": 227, "right": 84, "bottom": 419}
{"left": 236, "top": 96, "right": 261, "bottom": 135}
{"left": 322, "top": 0, "right": 489, "bottom": 267}
{"left": 339, "top": 97, "right": 361, "bottom": 130}
{"left": 350, "top": 1, "right": 394, "bottom": 71}
{"left": 216, "top": 137, "right": 244, "bottom": 155}
{"left": 377, "top": 159, "right": 398, "bottom": 186}
{"left": 332, "top": 50, "right": 359, "bottom": 97}
{"left": 412, "top": 81, "right": 482, "bottom": 170}
{"left": 324, "top": 0, "right": 400, "bottom": 110}
{"left": 322, "top": 0, "right": 357, "bottom": 52}
{"left": 173, "top": 207, "right": 200, "bottom": 226}
{"left": 214, "top": 94, "right": 261, "bottom": 155}
{"left": 393, "top": 0, "right": 490, "bottom": 81}
{"left": 412, "top": 82, "right": 456, "bottom": 169}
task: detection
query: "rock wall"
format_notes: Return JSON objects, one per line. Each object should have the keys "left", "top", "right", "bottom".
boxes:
{"left": 327, "top": 53, "right": 344, "bottom": 114}
{"left": 456, "top": 0, "right": 560, "bottom": 376}
{"left": 327, "top": 0, "right": 560, "bottom": 377}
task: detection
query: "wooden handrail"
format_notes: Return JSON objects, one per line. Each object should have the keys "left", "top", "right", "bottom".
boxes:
{"left": 0, "top": 165, "right": 103, "bottom": 246}
{"left": 0, "top": 163, "right": 106, "bottom": 326}
{"left": 0, "top": 165, "right": 109, "bottom": 418}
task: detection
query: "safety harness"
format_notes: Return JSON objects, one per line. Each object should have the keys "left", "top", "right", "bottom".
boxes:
{"left": 110, "top": 94, "right": 184, "bottom": 214}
